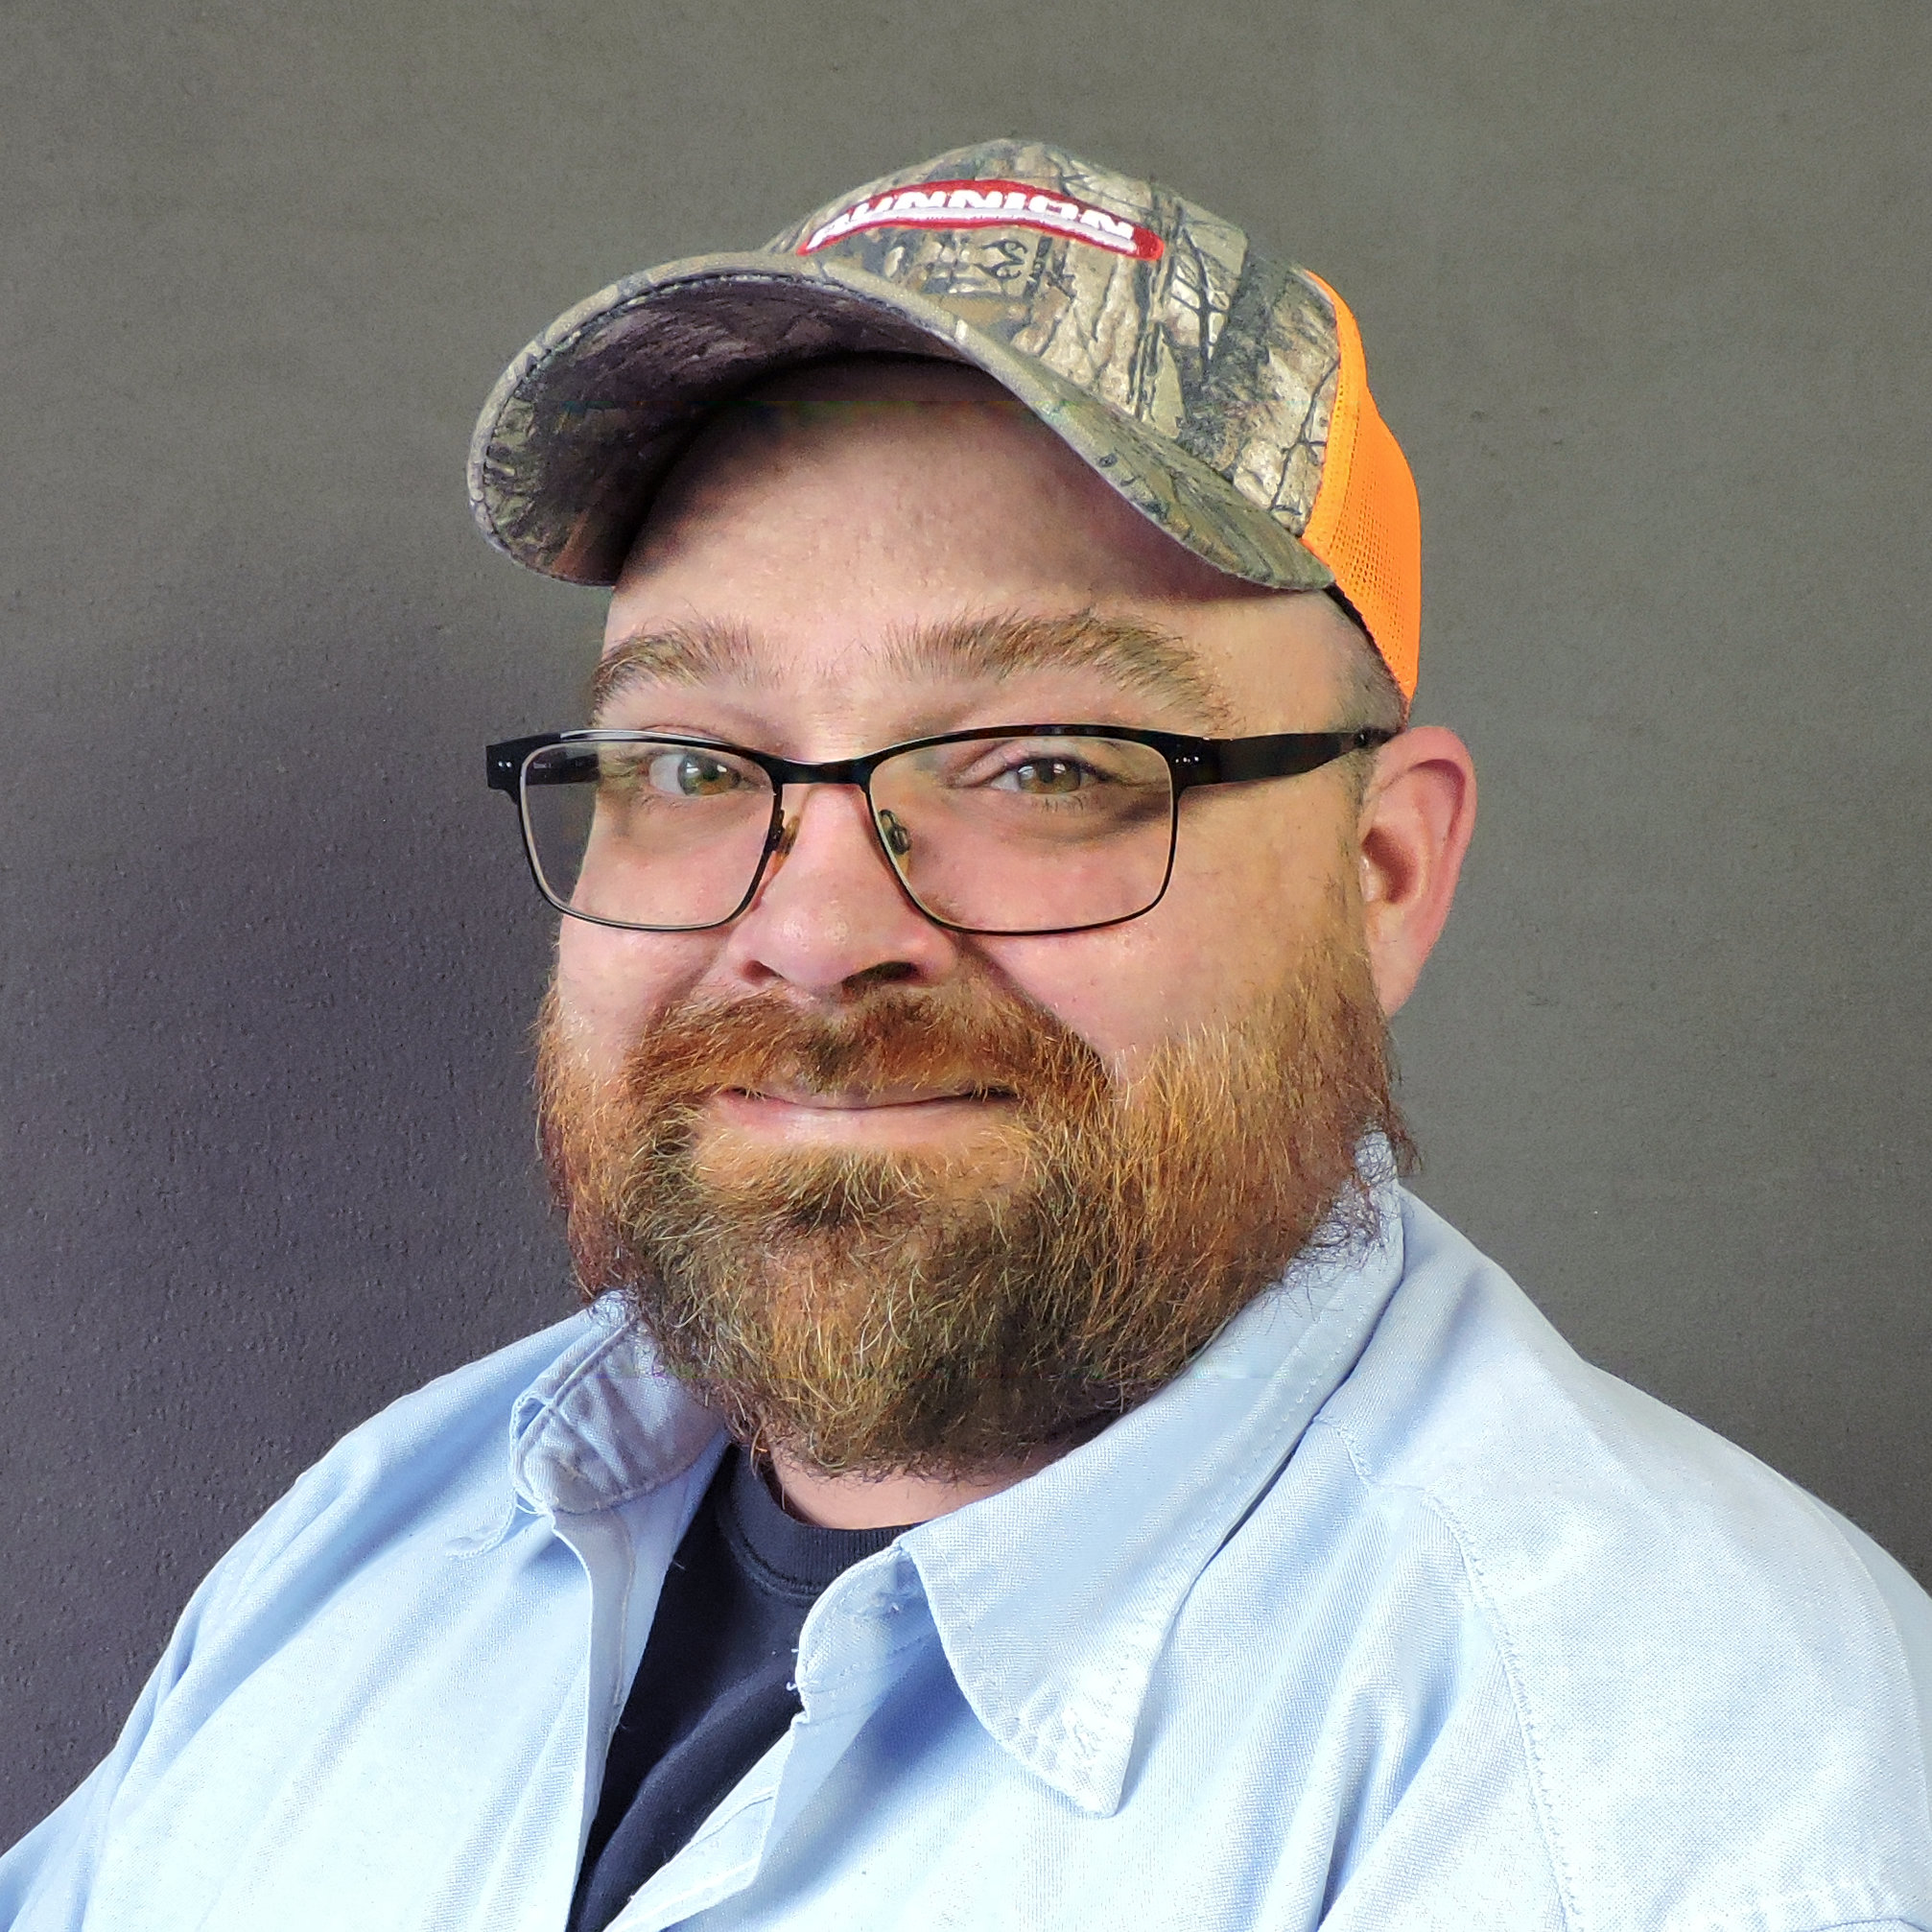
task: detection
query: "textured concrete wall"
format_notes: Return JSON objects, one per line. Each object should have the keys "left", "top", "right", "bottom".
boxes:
{"left": 3, "top": 0, "right": 1926, "bottom": 1848}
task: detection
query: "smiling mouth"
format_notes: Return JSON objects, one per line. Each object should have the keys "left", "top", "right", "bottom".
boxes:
{"left": 720, "top": 1085, "right": 1016, "bottom": 1110}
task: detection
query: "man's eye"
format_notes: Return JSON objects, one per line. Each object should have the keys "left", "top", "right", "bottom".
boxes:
{"left": 645, "top": 750, "right": 744, "bottom": 797}
{"left": 993, "top": 757, "right": 1092, "bottom": 795}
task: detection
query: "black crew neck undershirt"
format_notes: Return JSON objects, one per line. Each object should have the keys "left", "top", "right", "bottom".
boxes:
{"left": 566, "top": 1448, "right": 912, "bottom": 1932}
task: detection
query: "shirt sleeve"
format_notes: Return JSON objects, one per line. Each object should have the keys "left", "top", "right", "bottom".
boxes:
{"left": 1821, "top": 1503, "right": 1932, "bottom": 1786}
{"left": 0, "top": 1312, "right": 588, "bottom": 1931}
{"left": 0, "top": 1462, "right": 337, "bottom": 1930}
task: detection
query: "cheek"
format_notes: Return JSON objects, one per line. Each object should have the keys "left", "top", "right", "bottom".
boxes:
{"left": 989, "top": 927, "right": 1225, "bottom": 1069}
{"left": 554, "top": 921, "right": 699, "bottom": 1071}
{"left": 979, "top": 800, "right": 1349, "bottom": 1068}
{"left": 1166, "top": 791, "right": 1346, "bottom": 973}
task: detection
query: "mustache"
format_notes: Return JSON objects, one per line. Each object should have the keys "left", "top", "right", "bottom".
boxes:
{"left": 604, "top": 979, "right": 1113, "bottom": 1115}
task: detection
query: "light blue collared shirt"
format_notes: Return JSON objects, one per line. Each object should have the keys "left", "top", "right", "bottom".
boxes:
{"left": 5, "top": 1186, "right": 1930, "bottom": 1929}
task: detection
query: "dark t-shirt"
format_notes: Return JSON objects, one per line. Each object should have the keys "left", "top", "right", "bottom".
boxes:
{"left": 567, "top": 1448, "right": 911, "bottom": 1932}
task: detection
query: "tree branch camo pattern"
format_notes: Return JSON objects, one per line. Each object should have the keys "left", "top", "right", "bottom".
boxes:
{"left": 470, "top": 138, "right": 1344, "bottom": 592}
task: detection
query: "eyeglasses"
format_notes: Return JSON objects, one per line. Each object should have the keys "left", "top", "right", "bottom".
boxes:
{"left": 485, "top": 722, "right": 1396, "bottom": 938}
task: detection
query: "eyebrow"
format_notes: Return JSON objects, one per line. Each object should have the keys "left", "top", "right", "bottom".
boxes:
{"left": 590, "top": 612, "right": 1235, "bottom": 730}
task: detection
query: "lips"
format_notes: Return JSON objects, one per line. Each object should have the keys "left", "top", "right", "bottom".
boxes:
{"left": 721, "top": 1085, "right": 1015, "bottom": 1109}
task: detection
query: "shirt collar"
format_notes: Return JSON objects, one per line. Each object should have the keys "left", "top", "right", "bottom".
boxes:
{"left": 507, "top": 1166, "right": 1406, "bottom": 1815}
{"left": 508, "top": 1311, "right": 719, "bottom": 1516}
{"left": 896, "top": 1172, "right": 1406, "bottom": 1816}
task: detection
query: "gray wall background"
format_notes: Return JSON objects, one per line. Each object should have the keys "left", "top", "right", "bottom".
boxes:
{"left": 3, "top": 0, "right": 1926, "bottom": 1849}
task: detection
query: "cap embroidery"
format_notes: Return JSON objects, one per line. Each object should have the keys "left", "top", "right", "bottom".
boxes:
{"left": 800, "top": 179, "right": 1164, "bottom": 261}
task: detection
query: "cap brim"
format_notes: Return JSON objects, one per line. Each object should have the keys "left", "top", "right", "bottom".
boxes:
{"left": 467, "top": 252, "right": 1335, "bottom": 594}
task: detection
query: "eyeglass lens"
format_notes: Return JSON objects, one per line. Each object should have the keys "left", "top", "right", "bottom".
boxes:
{"left": 518, "top": 734, "right": 1178, "bottom": 934}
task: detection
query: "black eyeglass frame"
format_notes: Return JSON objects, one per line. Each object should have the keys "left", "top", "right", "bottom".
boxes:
{"left": 485, "top": 721, "right": 1398, "bottom": 938}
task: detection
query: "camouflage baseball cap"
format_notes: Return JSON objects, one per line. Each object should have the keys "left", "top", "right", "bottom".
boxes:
{"left": 469, "top": 138, "right": 1423, "bottom": 698}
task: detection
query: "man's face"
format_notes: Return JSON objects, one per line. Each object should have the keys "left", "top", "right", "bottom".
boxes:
{"left": 539, "top": 360, "right": 1404, "bottom": 1475}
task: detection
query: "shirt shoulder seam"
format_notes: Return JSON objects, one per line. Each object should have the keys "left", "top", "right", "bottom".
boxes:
{"left": 1802, "top": 1502, "right": 1932, "bottom": 1848}
{"left": 1306, "top": 1411, "right": 1582, "bottom": 1932}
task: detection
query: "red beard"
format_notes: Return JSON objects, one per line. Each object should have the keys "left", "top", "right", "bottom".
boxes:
{"left": 536, "top": 919, "right": 1405, "bottom": 1479}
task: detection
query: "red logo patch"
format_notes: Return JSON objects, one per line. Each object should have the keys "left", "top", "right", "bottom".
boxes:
{"left": 800, "top": 178, "right": 1164, "bottom": 261}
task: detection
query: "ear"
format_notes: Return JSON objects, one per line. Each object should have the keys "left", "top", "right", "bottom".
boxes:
{"left": 1355, "top": 725, "right": 1477, "bottom": 1016}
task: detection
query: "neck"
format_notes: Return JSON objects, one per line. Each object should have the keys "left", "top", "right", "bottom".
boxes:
{"left": 766, "top": 1440, "right": 1072, "bottom": 1529}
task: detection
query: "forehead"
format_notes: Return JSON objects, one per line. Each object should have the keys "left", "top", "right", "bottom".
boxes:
{"left": 622, "top": 370, "right": 1250, "bottom": 598}
{"left": 598, "top": 366, "right": 1351, "bottom": 726}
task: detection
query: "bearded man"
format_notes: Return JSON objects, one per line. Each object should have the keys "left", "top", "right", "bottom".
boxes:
{"left": 4, "top": 141, "right": 1929, "bottom": 1932}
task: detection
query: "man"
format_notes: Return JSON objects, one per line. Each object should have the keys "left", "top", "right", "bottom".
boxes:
{"left": 4, "top": 138, "right": 1928, "bottom": 1930}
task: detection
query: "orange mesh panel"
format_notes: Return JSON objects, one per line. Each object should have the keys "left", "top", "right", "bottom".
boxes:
{"left": 1300, "top": 274, "right": 1421, "bottom": 702}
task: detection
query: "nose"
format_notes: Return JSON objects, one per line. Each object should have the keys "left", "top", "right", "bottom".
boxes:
{"left": 715, "top": 780, "right": 963, "bottom": 994}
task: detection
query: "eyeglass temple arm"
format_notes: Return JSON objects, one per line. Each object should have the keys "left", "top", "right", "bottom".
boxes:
{"left": 1174, "top": 727, "right": 1397, "bottom": 790}
{"left": 486, "top": 735, "right": 581, "bottom": 793}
